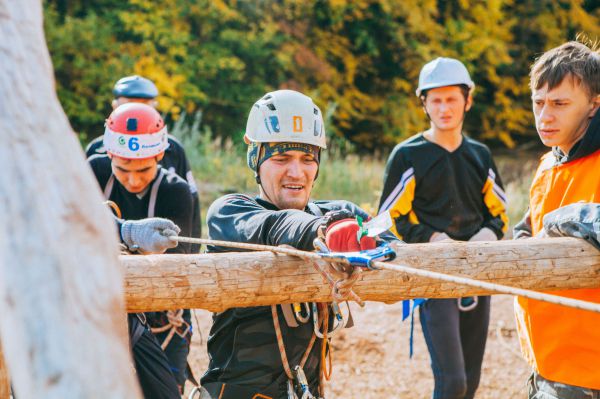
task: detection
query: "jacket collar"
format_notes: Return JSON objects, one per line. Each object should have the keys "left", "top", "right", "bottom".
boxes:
{"left": 553, "top": 110, "right": 600, "bottom": 164}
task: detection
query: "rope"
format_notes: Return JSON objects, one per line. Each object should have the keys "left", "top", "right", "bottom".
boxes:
{"left": 271, "top": 304, "right": 318, "bottom": 380}
{"left": 150, "top": 309, "right": 186, "bottom": 350}
{"left": 370, "top": 261, "right": 600, "bottom": 314}
{"left": 170, "top": 235, "right": 600, "bottom": 314}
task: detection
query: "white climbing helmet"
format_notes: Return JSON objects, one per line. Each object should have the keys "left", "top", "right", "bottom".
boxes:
{"left": 245, "top": 89, "right": 327, "bottom": 149}
{"left": 416, "top": 57, "right": 475, "bottom": 97}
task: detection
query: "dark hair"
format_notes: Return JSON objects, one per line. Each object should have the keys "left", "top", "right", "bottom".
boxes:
{"left": 530, "top": 40, "right": 600, "bottom": 98}
{"left": 420, "top": 84, "right": 471, "bottom": 103}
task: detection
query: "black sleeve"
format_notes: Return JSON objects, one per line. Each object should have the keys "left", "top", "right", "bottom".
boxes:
{"left": 157, "top": 182, "right": 194, "bottom": 254}
{"left": 207, "top": 195, "right": 325, "bottom": 252}
{"left": 168, "top": 137, "right": 191, "bottom": 179}
{"left": 378, "top": 146, "right": 435, "bottom": 243}
{"left": 168, "top": 137, "right": 202, "bottom": 247}
{"left": 481, "top": 154, "right": 508, "bottom": 239}
{"left": 514, "top": 208, "right": 533, "bottom": 239}
{"left": 85, "top": 136, "right": 104, "bottom": 158}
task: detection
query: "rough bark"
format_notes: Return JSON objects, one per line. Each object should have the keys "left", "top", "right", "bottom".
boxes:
{"left": 123, "top": 237, "right": 600, "bottom": 312}
{"left": 0, "top": 2, "right": 140, "bottom": 398}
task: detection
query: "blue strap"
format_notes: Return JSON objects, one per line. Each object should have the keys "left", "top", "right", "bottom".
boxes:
{"left": 401, "top": 298, "right": 426, "bottom": 358}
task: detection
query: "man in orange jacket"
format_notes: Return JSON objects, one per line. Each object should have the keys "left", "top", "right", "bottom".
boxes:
{"left": 513, "top": 40, "right": 600, "bottom": 397}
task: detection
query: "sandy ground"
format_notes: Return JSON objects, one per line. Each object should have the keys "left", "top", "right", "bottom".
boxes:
{"left": 186, "top": 295, "right": 530, "bottom": 398}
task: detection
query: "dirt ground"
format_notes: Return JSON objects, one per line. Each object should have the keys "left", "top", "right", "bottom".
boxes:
{"left": 187, "top": 295, "right": 530, "bottom": 398}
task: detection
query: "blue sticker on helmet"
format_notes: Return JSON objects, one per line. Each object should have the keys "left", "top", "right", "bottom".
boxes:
{"left": 269, "top": 116, "right": 280, "bottom": 133}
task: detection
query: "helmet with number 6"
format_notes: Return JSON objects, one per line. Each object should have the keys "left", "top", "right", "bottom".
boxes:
{"left": 103, "top": 103, "right": 169, "bottom": 159}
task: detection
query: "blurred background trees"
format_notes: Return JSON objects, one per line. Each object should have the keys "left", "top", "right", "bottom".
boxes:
{"left": 44, "top": 0, "right": 599, "bottom": 151}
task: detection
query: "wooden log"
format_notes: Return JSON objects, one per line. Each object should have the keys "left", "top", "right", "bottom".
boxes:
{"left": 0, "top": 2, "right": 140, "bottom": 398}
{"left": 123, "top": 237, "right": 600, "bottom": 312}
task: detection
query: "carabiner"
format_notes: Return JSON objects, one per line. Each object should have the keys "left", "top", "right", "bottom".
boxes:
{"left": 294, "top": 302, "right": 311, "bottom": 324}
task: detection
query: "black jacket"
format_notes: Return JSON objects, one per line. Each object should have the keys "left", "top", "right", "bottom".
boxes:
{"left": 87, "top": 134, "right": 202, "bottom": 249}
{"left": 379, "top": 134, "right": 508, "bottom": 243}
{"left": 201, "top": 194, "right": 371, "bottom": 396}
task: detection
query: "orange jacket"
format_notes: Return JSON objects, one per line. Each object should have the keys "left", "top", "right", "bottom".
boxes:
{"left": 515, "top": 114, "right": 600, "bottom": 389}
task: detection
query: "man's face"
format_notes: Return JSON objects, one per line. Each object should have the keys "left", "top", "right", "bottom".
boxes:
{"left": 258, "top": 150, "right": 319, "bottom": 210}
{"left": 532, "top": 77, "right": 599, "bottom": 154}
{"left": 111, "top": 156, "right": 160, "bottom": 194}
{"left": 423, "top": 86, "right": 472, "bottom": 131}
{"left": 112, "top": 97, "right": 157, "bottom": 109}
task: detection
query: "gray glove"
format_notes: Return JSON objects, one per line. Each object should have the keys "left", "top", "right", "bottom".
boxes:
{"left": 542, "top": 203, "right": 600, "bottom": 250}
{"left": 121, "top": 218, "right": 181, "bottom": 254}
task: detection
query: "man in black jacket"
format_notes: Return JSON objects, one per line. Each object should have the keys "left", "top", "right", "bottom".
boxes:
{"left": 200, "top": 90, "right": 381, "bottom": 399}
{"left": 378, "top": 58, "right": 508, "bottom": 399}
{"left": 89, "top": 102, "right": 194, "bottom": 398}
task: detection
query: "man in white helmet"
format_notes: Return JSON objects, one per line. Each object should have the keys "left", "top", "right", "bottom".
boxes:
{"left": 378, "top": 58, "right": 508, "bottom": 399}
{"left": 199, "top": 90, "right": 391, "bottom": 399}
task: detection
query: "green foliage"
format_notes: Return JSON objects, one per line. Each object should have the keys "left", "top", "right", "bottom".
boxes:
{"left": 44, "top": 0, "right": 599, "bottom": 149}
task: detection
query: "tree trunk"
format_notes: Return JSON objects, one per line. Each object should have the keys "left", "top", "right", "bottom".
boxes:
{"left": 123, "top": 237, "right": 600, "bottom": 312}
{"left": 0, "top": 2, "right": 140, "bottom": 398}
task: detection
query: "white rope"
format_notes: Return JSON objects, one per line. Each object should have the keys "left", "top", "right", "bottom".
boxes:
{"left": 170, "top": 236, "right": 600, "bottom": 314}
{"left": 371, "top": 261, "right": 600, "bottom": 314}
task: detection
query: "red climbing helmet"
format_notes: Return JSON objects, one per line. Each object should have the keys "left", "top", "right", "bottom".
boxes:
{"left": 103, "top": 103, "right": 169, "bottom": 159}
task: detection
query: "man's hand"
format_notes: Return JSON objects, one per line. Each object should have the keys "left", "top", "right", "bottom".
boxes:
{"left": 325, "top": 218, "right": 376, "bottom": 252}
{"left": 469, "top": 227, "right": 498, "bottom": 242}
{"left": 121, "top": 218, "right": 181, "bottom": 254}
{"left": 430, "top": 232, "right": 452, "bottom": 242}
{"left": 541, "top": 203, "right": 600, "bottom": 250}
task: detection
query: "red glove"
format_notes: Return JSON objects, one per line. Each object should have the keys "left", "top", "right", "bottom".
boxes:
{"left": 325, "top": 218, "right": 377, "bottom": 252}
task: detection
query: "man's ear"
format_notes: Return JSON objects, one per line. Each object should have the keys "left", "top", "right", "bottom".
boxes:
{"left": 589, "top": 94, "right": 600, "bottom": 118}
{"left": 156, "top": 153, "right": 165, "bottom": 162}
{"left": 465, "top": 94, "right": 473, "bottom": 112}
{"left": 243, "top": 134, "right": 251, "bottom": 145}
{"left": 111, "top": 99, "right": 119, "bottom": 110}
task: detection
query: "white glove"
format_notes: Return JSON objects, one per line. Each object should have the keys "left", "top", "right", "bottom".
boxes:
{"left": 430, "top": 232, "right": 451, "bottom": 242}
{"left": 469, "top": 227, "right": 497, "bottom": 242}
{"left": 121, "top": 218, "right": 181, "bottom": 254}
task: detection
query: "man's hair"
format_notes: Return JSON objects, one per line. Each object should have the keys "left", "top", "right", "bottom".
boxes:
{"left": 530, "top": 40, "right": 600, "bottom": 98}
{"left": 420, "top": 84, "right": 471, "bottom": 103}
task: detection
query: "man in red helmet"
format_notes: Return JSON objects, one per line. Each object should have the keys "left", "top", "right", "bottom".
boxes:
{"left": 89, "top": 102, "right": 194, "bottom": 398}
{"left": 86, "top": 75, "right": 202, "bottom": 252}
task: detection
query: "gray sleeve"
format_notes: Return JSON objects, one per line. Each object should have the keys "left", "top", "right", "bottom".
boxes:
{"left": 513, "top": 209, "right": 533, "bottom": 240}
{"left": 542, "top": 203, "right": 600, "bottom": 250}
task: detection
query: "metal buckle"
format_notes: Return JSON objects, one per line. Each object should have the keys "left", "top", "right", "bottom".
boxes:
{"left": 294, "top": 302, "right": 311, "bottom": 324}
{"left": 457, "top": 296, "right": 478, "bottom": 312}
{"left": 319, "top": 243, "right": 396, "bottom": 270}
{"left": 292, "top": 366, "right": 316, "bottom": 399}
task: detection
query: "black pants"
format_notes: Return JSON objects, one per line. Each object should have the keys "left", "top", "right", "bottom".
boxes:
{"left": 130, "top": 316, "right": 181, "bottom": 399}
{"left": 155, "top": 331, "right": 190, "bottom": 387}
{"left": 419, "top": 297, "right": 490, "bottom": 399}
